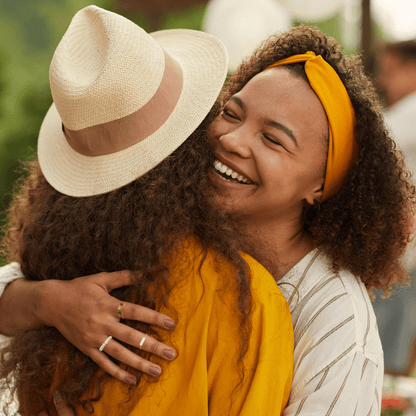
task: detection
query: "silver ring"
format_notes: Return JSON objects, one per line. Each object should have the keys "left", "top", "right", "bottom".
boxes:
{"left": 99, "top": 336, "right": 112, "bottom": 352}
{"left": 139, "top": 335, "right": 147, "bottom": 350}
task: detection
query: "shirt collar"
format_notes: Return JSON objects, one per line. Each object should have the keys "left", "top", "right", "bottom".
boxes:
{"left": 278, "top": 247, "right": 331, "bottom": 312}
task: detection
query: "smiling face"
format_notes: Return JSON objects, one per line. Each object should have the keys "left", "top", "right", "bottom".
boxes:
{"left": 208, "top": 67, "right": 328, "bottom": 229}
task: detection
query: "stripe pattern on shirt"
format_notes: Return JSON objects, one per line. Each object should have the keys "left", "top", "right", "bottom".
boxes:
{"left": 279, "top": 249, "right": 384, "bottom": 416}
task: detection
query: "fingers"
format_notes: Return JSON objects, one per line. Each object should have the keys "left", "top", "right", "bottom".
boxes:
{"left": 121, "top": 302, "right": 176, "bottom": 330}
{"left": 91, "top": 270, "right": 137, "bottom": 292}
{"left": 91, "top": 272, "right": 177, "bottom": 329}
{"left": 111, "top": 325, "right": 176, "bottom": 361}
{"left": 47, "top": 270, "right": 178, "bottom": 386}
{"left": 53, "top": 391, "right": 75, "bottom": 416}
{"left": 93, "top": 322, "right": 178, "bottom": 380}
{"left": 90, "top": 341, "right": 163, "bottom": 383}
{"left": 37, "top": 392, "right": 75, "bottom": 416}
{"left": 83, "top": 270, "right": 177, "bottom": 330}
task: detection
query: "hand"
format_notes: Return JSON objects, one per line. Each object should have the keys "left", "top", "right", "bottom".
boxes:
{"left": 38, "top": 391, "right": 74, "bottom": 416}
{"left": 37, "top": 271, "right": 176, "bottom": 384}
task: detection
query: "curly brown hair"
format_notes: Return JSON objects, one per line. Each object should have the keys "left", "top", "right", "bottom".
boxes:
{"left": 0, "top": 114, "right": 253, "bottom": 415}
{"left": 222, "top": 25, "right": 415, "bottom": 292}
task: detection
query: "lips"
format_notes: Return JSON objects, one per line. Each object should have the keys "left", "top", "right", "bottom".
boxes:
{"left": 213, "top": 159, "right": 253, "bottom": 184}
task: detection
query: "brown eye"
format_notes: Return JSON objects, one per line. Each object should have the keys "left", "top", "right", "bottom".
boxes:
{"left": 222, "top": 109, "right": 238, "bottom": 120}
{"left": 264, "top": 134, "right": 283, "bottom": 147}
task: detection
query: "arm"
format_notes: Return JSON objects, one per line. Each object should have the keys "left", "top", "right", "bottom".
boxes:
{"left": 0, "top": 265, "right": 177, "bottom": 383}
{"left": 0, "top": 263, "right": 34, "bottom": 339}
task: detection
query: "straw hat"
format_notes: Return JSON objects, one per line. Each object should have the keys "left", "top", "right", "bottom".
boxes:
{"left": 38, "top": 5, "right": 228, "bottom": 197}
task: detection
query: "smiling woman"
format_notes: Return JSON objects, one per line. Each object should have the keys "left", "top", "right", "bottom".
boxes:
{"left": 0, "top": 23, "right": 414, "bottom": 416}
{"left": 209, "top": 66, "right": 328, "bottom": 234}
{"left": 208, "top": 24, "right": 415, "bottom": 415}
{"left": 215, "top": 25, "right": 414, "bottom": 286}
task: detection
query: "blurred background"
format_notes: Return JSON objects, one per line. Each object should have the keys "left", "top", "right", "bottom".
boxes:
{"left": 0, "top": 1, "right": 416, "bottom": 413}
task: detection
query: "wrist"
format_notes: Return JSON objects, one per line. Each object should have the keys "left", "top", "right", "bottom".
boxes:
{"left": 0, "top": 278, "right": 49, "bottom": 334}
{"left": 35, "top": 279, "right": 62, "bottom": 328}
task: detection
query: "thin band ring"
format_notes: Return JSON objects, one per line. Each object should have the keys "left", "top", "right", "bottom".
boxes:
{"left": 99, "top": 336, "right": 112, "bottom": 352}
{"left": 117, "top": 302, "right": 125, "bottom": 320}
{"left": 139, "top": 335, "right": 147, "bottom": 350}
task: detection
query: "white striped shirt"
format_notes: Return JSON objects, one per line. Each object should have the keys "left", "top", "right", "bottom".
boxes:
{"left": 0, "top": 252, "right": 384, "bottom": 415}
{"left": 279, "top": 248, "right": 384, "bottom": 416}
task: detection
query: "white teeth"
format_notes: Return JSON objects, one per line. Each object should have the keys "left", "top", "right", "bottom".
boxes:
{"left": 213, "top": 159, "right": 252, "bottom": 184}
{"left": 213, "top": 169, "right": 231, "bottom": 181}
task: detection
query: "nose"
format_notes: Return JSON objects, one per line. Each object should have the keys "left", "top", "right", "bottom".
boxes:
{"left": 219, "top": 128, "right": 252, "bottom": 159}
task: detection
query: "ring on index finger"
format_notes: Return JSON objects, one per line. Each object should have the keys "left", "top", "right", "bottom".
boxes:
{"left": 117, "top": 302, "right": 125, "bottom": 320}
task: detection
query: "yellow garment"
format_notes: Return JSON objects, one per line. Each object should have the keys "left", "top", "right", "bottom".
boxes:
{"left": 265, "top": 51, "right": 358, "bottom": 201}
{"left": 77, "top": 239, "right": 293, "bottom": 415}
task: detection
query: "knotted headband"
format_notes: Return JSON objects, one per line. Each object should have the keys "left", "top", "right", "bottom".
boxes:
{"left": 265, "top": 51, "right": 358, "bottom": 201}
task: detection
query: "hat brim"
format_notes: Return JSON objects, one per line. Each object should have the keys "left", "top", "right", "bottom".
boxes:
{"left": 38, "top": 29, "right": 228, "bottom": 197}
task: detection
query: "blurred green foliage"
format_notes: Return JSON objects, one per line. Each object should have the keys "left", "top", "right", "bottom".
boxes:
{"left": 0, "top": 0, "right": 114, "bottom": 265}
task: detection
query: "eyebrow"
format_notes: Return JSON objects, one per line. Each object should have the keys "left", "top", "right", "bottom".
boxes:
{"left": 229, "top": 95, "right": 298, "bottom": 147}
{"left": 264, "top": 119, "right": 298, "bottom": 147}
{"left": 230, "top": 95, "right": 245, "bottom": 110}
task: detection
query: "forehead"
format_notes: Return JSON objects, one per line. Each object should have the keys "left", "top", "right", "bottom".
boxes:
{"left": 235, "top": 67, "right": 328, "bottom": 143}
{"left": 238, "top": 67, "right": 316, "bottom": 104}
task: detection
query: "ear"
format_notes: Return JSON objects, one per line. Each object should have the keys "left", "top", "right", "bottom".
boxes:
{"left": 304, "top": 180, "right": 324, "bottom": 206}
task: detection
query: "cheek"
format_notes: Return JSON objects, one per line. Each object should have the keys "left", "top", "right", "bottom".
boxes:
{"left": 207, "top": 116, "right": 223, "bottom": 140}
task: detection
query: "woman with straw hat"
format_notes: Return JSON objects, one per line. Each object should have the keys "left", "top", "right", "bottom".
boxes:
{"left": 0, "top": 5, "right": 293, "bottom": 415}
{"left": 1, "top": 17, "right": 415, "bottom": 416}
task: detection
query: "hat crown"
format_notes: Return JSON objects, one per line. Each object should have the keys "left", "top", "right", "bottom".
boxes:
{"left": 39, "top": 6, "right": 228, "bottom": 197}
{"left": 50, "top": 5, "right": 165, "bottom": 131}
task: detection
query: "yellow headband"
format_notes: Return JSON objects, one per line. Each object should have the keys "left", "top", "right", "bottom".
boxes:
{"left": 265, "top": 51, "right": 358, "bottom": 201}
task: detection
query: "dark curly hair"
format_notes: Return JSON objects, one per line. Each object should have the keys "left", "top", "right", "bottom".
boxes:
{"left": 222, "top": 25, "right": 415, "bottom": 292}
{"left": 0, "top": 114, "right": 253, "bottom": 415}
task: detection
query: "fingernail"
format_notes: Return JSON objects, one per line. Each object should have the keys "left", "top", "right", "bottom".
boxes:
{"left": 126, "top": 377, "right": 137, "bottom": 385}
{"left": 164, "top": 319, "right": 176, "bottom": 329}
{"left": 163, "top": 349, "right": 176, "bottom": 360}
{"left": 53, "top": 390, "right": 63, "bottom": 405}
{"left": 149, "top": 366, "right": 162, "bottom": 376}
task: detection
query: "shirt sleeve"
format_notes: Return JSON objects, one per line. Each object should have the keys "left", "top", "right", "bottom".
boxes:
{"left": 208, "top": 263, "right": 294, "bottom": 416}
{"left": 0, "top": 263, "right": 24, "bottom": 344}
{"left": 0, "top": 263, "right": 24, "bottom": 297}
